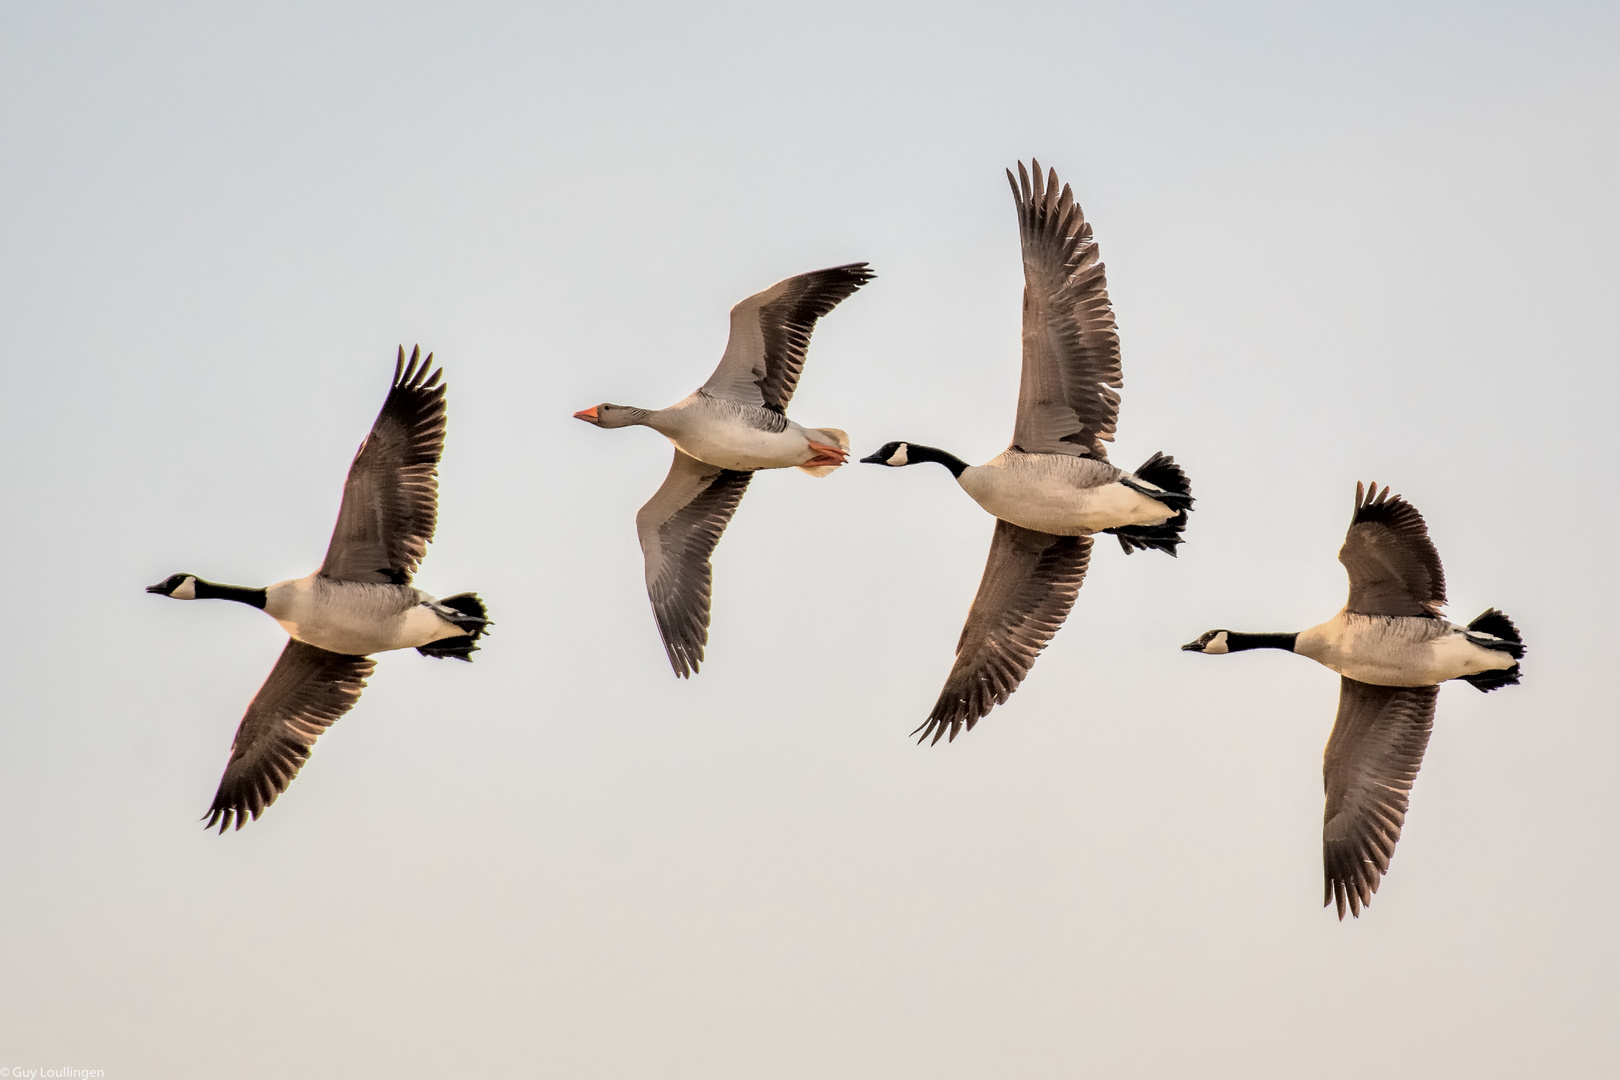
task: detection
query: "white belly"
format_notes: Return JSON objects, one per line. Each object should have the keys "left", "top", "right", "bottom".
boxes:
{"left": 1295, "top": 612, "right": 1516, "bottom": 686}
{"left": 671, "top": 424, "right": 811, "bottom": 470}
{"left": 264, "top": 575, "right": 463, "bottom": 655}
{"left": 650, "top": 395, "right": 814, "bottom": 470}
{"left": 958, "top": 455, "right": 1173, "bottom": 535}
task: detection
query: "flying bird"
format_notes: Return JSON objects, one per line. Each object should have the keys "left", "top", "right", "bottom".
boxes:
{"left": 1183, "top": 481, "right": 1524, "bottom": 918}
{"left": 147, "top": 347, "right": 491, "bottom": 831}
{"left": 863, "top": 160, "right": 1191, "bottom": 743}
{"left": 575, "top": 263, "right": 873, "bottom": 677}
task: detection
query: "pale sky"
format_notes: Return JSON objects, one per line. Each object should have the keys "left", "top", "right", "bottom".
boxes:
{"left": 2, "top": 2, "right": 1617, "bottom": 1077}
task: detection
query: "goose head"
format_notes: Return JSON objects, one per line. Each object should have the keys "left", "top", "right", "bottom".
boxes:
{"left": 860, "top": 441, "right": 969, "bottom": 477}
{"left": 147, "top": 573, "right": 199, "bottom": 600}
{"left": 1182, "top": 630, "right": 1230, "bottom": 654}
{"left": 573, "top": 403, "right": 648, "bottom": 429}
{"left": 860, "top": 441, "right": 916, "bottom": 467}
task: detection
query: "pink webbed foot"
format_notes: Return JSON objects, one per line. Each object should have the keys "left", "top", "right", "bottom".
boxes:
{"left": 803, "top": 441, "right": 849, "bottom": 469}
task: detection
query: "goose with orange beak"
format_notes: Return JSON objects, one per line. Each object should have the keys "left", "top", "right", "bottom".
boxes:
{"left": 575, "top": 262, "right": 873, "bottom": 677}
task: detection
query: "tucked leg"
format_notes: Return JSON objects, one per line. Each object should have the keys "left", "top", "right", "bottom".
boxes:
{"left": 803, "top": 441, "right": 849, "bottom": 468}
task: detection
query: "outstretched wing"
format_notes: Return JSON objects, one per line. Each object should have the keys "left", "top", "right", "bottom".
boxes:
{"left": 1008, "top": 160, "right": 1122, "bottom": 459}
{"left": 205, "top": 639, "right": 374, "bottom": 832}
{"left": 320, "top": 346, "right": 447, "bottom": 585}
{"left": 1339, "top": 481, "right": 1447, "bottom": 617}
{"left": 1322, "top": 678, "right": 1439, "bottom": 918}
{"left": 700, "top": 263, "right": 874, "bottom": 412}
{"left": 917, "top": 521, "right": 1092, "bottom": 744}
{"left": 636, "top": 450, "right": 754, "bottom": 678}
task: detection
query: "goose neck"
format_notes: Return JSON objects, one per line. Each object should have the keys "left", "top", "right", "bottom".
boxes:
{"left": 908, "top": 444, "right": 969, "bottom": 478}
{"left": 194, "top": 578, "right": 268, "bottom": 609}
{"left": 1225, "top": 631, "right": 1299, "bottom": 653}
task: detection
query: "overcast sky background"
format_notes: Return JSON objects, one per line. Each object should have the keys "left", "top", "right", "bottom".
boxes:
{"left": 2, "top": 2, "right": 1617, "bottom": 1076}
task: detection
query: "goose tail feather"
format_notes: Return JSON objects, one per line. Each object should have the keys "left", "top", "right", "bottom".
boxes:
{"left": 1108, "top": 452, "right": 1193, "bottom": 555}
{"left": 417, "top": 592, "right": 493, "bottom": 662}
{"left": 1461, "top": 608, "right": 1524, "bottom": 692}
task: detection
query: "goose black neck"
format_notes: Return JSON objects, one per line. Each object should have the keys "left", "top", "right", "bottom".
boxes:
{"left": 1226, "top": 632, "right": 1298, "bottom": 653}
{"left": 196, "top": 579, "right": 268, "bottom": 609}
{"left": 908, "top": 444, "right": 969, "bottom": 478}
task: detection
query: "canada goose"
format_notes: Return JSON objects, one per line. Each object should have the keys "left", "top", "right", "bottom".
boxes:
{"left": 1183, "top": 481, "right": 1524, "bottom": 918}
{"left": 575, "top": 263, "right": 873, "bottom": 677}
{"left": 147, "top": 347, "right": 490, "bottom": 831}
{"left": 862, "top": 161, "right": 1191, "bottom": 743}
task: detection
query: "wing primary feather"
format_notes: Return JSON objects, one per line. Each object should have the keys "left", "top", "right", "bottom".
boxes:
{"left": 636, "top": 452, "right": 754, "bottom": 678}
{"left": 204, "top": 640, "right": 374, "bottom": 832}
{"left": 319, "top": 347, "right": 449, "bottom": 585}
{"left": 701, "top": 263, "right": 873, "bottom": 413}
{"left": 914, "top": 522, "right": 1091, "bottom": 744}
{"left": 1339, "top": 480, "right": 1448, "bottom": 616}
{"left": 1008, "top": 158, "right": 1123, "bottom": 458}
{"left": 1321, "top": 678, "right": 1438, "bottom": 918}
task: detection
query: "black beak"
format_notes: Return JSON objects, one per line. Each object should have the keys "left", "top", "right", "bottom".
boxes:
{"left": 146, "top": 582, "right": 170, "bottom": 594}
{"left": 858, "top": 451, "right": 888, "bottom": 464}
{"left": 1180, "top": 639, "right": 1203, "bottom": 651}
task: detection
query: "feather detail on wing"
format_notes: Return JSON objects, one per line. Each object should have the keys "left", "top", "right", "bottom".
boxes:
{"left": 1339, "top": 481, "right": 1447, "bottom": 617}
{"left": 1322, "top": 678, "right": 1438, "bottom": 918}
{"left": 320, "top": 346, "right": 447, "bottom": 585}
{"left": 701, "top": 264, "right": 874, "bottom": 412}
{"left": 205, "top": 640, "right": 374, "bottom": 832}
{"left": 636, "top": 450, "right": 754, "bottom": 678}
{"left": 916, "top": 521, "right": 1092, "bottom": 744}
{"left": 1008, "top": 160, "right": 1122, "bottom": 459}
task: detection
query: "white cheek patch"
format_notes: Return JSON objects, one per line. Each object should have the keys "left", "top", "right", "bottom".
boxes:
{"left": 173, "top": 577, "right": 197, "bottom": 600}
{"left": 1206, "top": 631, "right": 1229, "bottom": 654}
{"left": 886, "top": 444, "right": 909, "bottom": 467}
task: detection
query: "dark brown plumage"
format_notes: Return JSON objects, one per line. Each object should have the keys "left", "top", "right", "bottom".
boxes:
{"left": 703, "top": 263, "right": 875, "bottom": 414}
{"left": 916, "top": 522, "right": 1092, "bottom": 744}
{"left": 907, "top": 162, "right": 1147, "bottom": 740}
{"left": 1321, "top": 679, "right": 1439, "bottom": 918}
{"left": 1340, "top": 481, "right": 1447, "bottom": 617}
{"left": 320, "top": 346, "right": 447, "bottom": 585}
{"left": 1183, "top": 480, "right": 1521, "bottom": 917}
{"left": 191, "top": 348, "right": 474, "bottom": 831}
{"left": 1008, "top": 159, "right": 1122, "bottom": 460}
{"left": 205, "top": 640, "right": 374, "bottom": 832}
{"left": 635, "top": 450, "right": 754, "bottom": 678}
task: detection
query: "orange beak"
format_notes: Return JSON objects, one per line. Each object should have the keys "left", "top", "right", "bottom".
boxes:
{"left": 573, "top": 406, "right": 600, "bottom": 423}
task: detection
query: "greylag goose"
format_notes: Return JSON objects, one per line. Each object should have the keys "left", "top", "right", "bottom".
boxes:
{"left": 576, "top": 263, "right": 873, "bottom": 676}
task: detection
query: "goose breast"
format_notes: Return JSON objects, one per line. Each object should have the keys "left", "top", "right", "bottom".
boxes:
{"left": 265, "top": 575, "right": 460, "bottom": 655}
{"left": 1296, "top": 612, "right": 1516, "bottom": 686}
{"left": 650, "top": 393, "right": 818, "bottom": 471}
{"left": 958, "top": 452, "right": 1173, "bottom": 535}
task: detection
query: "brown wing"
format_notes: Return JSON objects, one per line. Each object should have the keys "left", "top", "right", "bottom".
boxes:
{"left": 635, "top": 450, "right": 754, "bottom": 678}
{"left": 205, "top": 639, "right": 374, "bottom": 832}
{"left": 1322, "top": 678, "right": 1439, "bottom": 918}
{"left": 1008, "top": 160, "right": 1122, "bottom": 459}
{"left": 320, "top": 346, "right": 447, "bottom": 584}
{"left": 916, "top": 521, "right": 1092, "bottom": 744}
{"left": 701, "top": 263, "right": 874, "bottom": 412}
{"left": 1339, "top": 481, "right": 1447, "bottom": 617}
